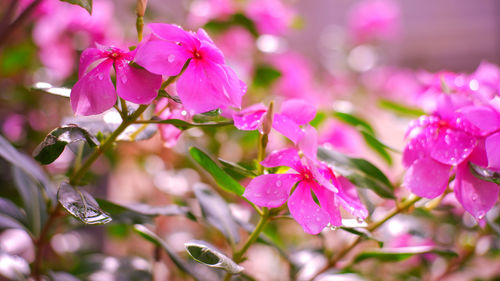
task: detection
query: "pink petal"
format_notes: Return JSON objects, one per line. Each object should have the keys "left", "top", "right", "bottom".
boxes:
{"left": 78, "top": 47, "right": 106, "bottom": 78}
{"left": 298, "top": 125, "right": 318, "bottom": 161}
{"left": 310, "top": 183, "right": 342, "bottom": 227}
{"left": 70, "top": 60, "right": 116, "bottom": 116}
{"left": 486, "top": 132, "right": 500, "bottom": 170}
{"left": 115, "top": 60, "right": 162, "bottom": 104}
{"left": 134, "top": 40, "right": 191, "bottom": 76}
{"left": 308, "top": 160, "right": 339, "bottom": 193}
{"left": 199, "top": 39, "right": 224, "bottom": 65}
{"left": 430, "top": 128, "right": 477, "bottom": 165}
{"left": 336, "top": 176, "right": 369, "bottom": 219}
{"left": 280, "top": 99, "right": 317, "bottom": 125}
{"left": 148, "top": 23, "right": 199, "bottom": 49}
{"left": 202, "top": 62, "right": 246, "bottom": 109}
{"left": 402, "top": 133, "right": 429, "bottom": 168}
{"left": 458, "top": 105, "right": 500, "bottom": 136}
{"left": 272, "top": 114, "right": 304, "bottom": 144}
{"left": 260, "top": 148, "right": 304, "bottom": 172}
{"left": 176, "top": 61, "right": 231, "bottom": 114}
{"left": 403, "top": 157, "right": 451, "bottom": 199}
{"left": 288, "top": 181, "right": 330, "bottom": 234}
{"left": 455, "top": 164, "right": 499, "bottom": 226}
{"left": 243, "top": 173, "right": 301, "bottom": 208}
{"left": 232, "top": 103, "right": 267, "bottom": 131}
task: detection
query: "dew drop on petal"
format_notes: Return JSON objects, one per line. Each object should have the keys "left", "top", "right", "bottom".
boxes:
{"left": 478, "top": 211, "right": 485, "bottom": 219}
{"left": 121, "top": 75, "right": 128, "bottom": 84}
{"left": 472, "top": 193, "right": 478, "bottom": 201}
{"left": 276, "top": 180, "right": 282, "bottom": 187}
{"left": 168, "top": 54, "right": 176, "bottom": 63}
{"left": 356, "top": 217, "right": 364, "bottom": 223}
{"left": 97, "top": 73, "right": 104, "bottom": 80}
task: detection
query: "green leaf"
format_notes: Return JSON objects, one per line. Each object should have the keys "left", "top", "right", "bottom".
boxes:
{"left": 378, "top": 99, "right": 425, "bottom": 117}
{"left": 185, "top": 240, "right": 243, "bottom": 274}
{"left": 194, "top": 183, "right": 240, "bottom": 244}
{"left": 204, "top": 13, "right": 259, "bottom": 37}
{"left": 96, "top": 199, "right": 196, "bottom": 224}
{"left": 158, "top": 89, "right": 182, "bottom": 103}
{"left": 469, "top": 162, "right": 500, "bottom": 185}
{"left": 354, "top": 246, "right": 458, "bottom": 263}
{"left": 133, "top": 225, "right": 205, "bottom": 281}
{"left": 332, "top": 111, "right": 375, "bottom": 135}
{"left": 151, "top": 119, "right": 233, "bottom": 130}
{"left": 57, "top": 182, "right": 112, "bottom": 225}
{"left": 33, "top": 125, "right": 98, "bottom": 165}
{"left": 253, "top": 65, "right": 282, "bottom": 88}
{"left": 0, "top": 214, "right": 28, "bottom": 231}
{"left": 340, "top": 226, "right": 383, "bottom": 247}
{"left": 317, "top": 147, "right": 395, "bottom": 199}
{"left": 359, "top": 130, "right": 393, "bottom": 165}
{"left": 12, "top": 167, "right": 47, "bottom": 236}
{"left": 0, "top": 135, "right": 55, "bottom": 202}
{"left": 60, "top": 0, "right": 92, "bottom": 14}
{"left": 189, "top": 147, "right": 245, "bottom": 196}
{"left": 218, "top": 159, "right": 257, "bottom": 178}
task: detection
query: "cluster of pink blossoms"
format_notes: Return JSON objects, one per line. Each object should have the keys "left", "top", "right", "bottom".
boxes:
{"left": 403, "top": 67, "right": 500, "bottom": 226}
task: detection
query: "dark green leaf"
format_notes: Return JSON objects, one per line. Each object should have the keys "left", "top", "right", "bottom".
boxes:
{"left": 57, "top": 182, "right": 112, "bottom": 225}
{"left": 158, "top": 89, "right": 182, "bottom": 103}
{"left": 133, "top": 225, "right": 205, "bottom": 281}
{"left": 0, "top": 135, "right": 55, "bottom": 201}
{"left": 189, "top": 147, "right": 245, "bottom": 196}
{"left": 59, "top": 0, "right": 92, "bottom": 14}
{"left": 31, "top": 82, "right": 71, "bottom": 97}
{"left": 253, "top": 65, "right": 282, "bottom": 88}
{"left": 359, "top": 130, "right": 393, "bottom": 165}
{"left": 332, "top": 112, "right": 375, "bottom": 135}
{"left": 185, "top": 240, "right": 243, "bottom": 274}
{"left": 310, "top": 112, "right": 327, "bottom": 128}
{"left": 340, "top": 227, "right": 383, "bottom": 247}
{"left": 12, "top": 167, "right": 47, "bottom": 236}
{"left": 378, "top": 99, "right": 425, "bottom": 117}
{"left": 469, "top": 162, "right": 500, "bottom": 185}
{"left": 204, "top": 13, "right": 258, "bottom": 37}
{"left": 218, "top": 159, "right": 257, "bottom": 178}
{"left": 33, "top": 125, "right": 98, "bottom": 165}
{"left": 354, "top": 246, "right": 458, "bottom": 263}
{"left": 194, "top": 183, "right": 240, "bottom": 244}
{"left": 96, "top": 199, "right": 195, "bottom": 224}
{"left": 317, "top": 147, "right": 395, "bottom": 199}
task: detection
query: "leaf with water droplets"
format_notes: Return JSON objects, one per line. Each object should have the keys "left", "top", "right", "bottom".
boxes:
{"left": 33, "top": 125, "right": 98, "bottom": 165}
{"left": 185, "top": 240, "right": 243, "bottom": 274}
{"left": 194, "top": 183, "right": 240, "bottom": 245}
{"left": 57, "top": 182, "right": 111, "bottom": 225}
{"left": 189, "top": 147, "right": 245, "bottom": 196}
{"left": 469, "top": 162, "right": 500, "bottom": 185}
{"left": 60, "top": 0, "right": 93, "bottom": 14}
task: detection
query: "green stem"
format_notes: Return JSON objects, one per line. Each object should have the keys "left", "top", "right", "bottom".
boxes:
{"left": 69, "top": 105, "right": 148, "bottom": 186}
{"left": 136, "top": 16, "right": 144, "bottom": 42}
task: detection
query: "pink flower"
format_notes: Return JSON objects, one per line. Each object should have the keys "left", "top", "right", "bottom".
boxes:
{"left": 134, "top": 24, "right": 246, "bottom": 114}
{"left": 187, "top": 0, "right": 235, "bottom": 27}
{"left": 347, "top": 0, "right": 400, "bottom": 44}
{"left": 245, "top": 0, "right": 295, "bottom": 36}
{"left": 244, "top": 127, "right": 368, "bottom": 234}
{"left": 319, "top": 120, "right": 363, "bottom": 156}
{"left": 155, "top": 97, "right": 190, "bottom": 148}
{"left": 232, "top": 99, "right": 316, "bottom": 144}
{"left": 2, "top": 114, "right": 25, "bottom": 142}
{"left": 70, "top": 45, "right": 162, "bottom": 116}
{"left": 403, "top": 100, "right": 500, "bottom": 225}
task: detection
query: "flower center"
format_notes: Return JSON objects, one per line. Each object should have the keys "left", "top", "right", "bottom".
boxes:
{"left": 110, "top": 52, "right": 119, "bottom": 59}
{"left": 193, "top": 50, "right": 202, "bottom": 60}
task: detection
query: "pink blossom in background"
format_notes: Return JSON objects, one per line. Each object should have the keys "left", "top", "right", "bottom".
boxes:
{"left": 389, "top": 233, "right": 436, "bottom": 264}
{"left": 214, "top": 27, "right": 255, "bottom": 82}
{"left": 155, "top": 96, "right": 190, "bottom": 148}
{"left": 16, "top": 0, "right": 54, "bottom": 18}
{"left": 245, "top": 0, "right": 295, "bottom": 36}
{"left": 233, "top": 99, "right": 317, "bottom": 144}
{"left": 71, "top": 45, "right": 162, "bottom": 115}
{"left": 403, "top": 94, "right": 500, "bottom": 225}
{"left": 362, "top": 67, "right": 421, "bottom": 106}
{"left": 187, "top": 0, "right": 235, "bottom": 27}
{"left": 32, "top": 0, "right": 121, "bottom": 81}
{"left": 135, "top": 24, "right": 246, "bottom": 114}
{"left": 319, "top": 120, "right": 363, "bottom": 156}
{"left": 2, "top": 114, "right": 25, "bottom": 142}
{"left": 347, "top": 0, "right": 400, "bottom": 44}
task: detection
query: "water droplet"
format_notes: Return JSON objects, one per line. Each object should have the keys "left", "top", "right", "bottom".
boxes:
{"left": 356, "top": 217, "right": 364, "bottom": 223}
{"left": 121, "top": 75, "right": 128, "bottom": 84}
{"left": 316, "top": 217, "right": 321, "bottom": 222}
{"left": 168, "top": 54, "right": 176, "bottom": 63}
{"left": 276, "top": 180, "right": 282, "bottom": 187}
{"left": 478, "top": 211, "right": 485, "bottom": 219}
{"left": 472, "top": 193, "right": 478, "bottom": 201}
{"left": 97, "top": 73, "right": 104, "bottom": 80}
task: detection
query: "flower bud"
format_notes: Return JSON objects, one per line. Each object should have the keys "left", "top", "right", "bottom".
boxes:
{"left": 136, "top": 0, "right": 148, "bottom": 17}
{"left": 262, "top": 101, "right": 274, "bottom": 135}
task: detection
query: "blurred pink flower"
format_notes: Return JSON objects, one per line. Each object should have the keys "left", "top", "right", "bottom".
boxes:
{"left": 245, "top": 0, "right": 295, "bottom": 36}
{"left": 214, "top": 27, "right": 255, "bottom": 81}
{"left": 2, "top": 114, "right": 25, "bottom": 142}
{"left": 32, "top": 0, "right": 121, "bottom": 80}
{"left": 135, "top": 24, "right": 246, "bottom": 114}
{"left": 187, "top": 0, "right": 235, "bottom": 27}
{"left": 319, "top": 120, "right": 363, "bottom": 156}
{"left": 71, "top": 45, "right": 162, "bottom": 115}
{"left": 155, "top": 97, "right": 190, "bottom": 148}
{"left": 233, "top": 99, "right": 317, "bottom": 144}
{"left": 244, "top": 127, "right": 367, "bottom": 234}
{"left": 347, "top": 0, "right": 400, "bottom": 44}
{"left": 362, "top": 67, "right": 421, "bottom": 105}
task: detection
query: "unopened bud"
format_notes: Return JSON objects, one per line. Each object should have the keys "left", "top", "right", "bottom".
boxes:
{"left": 136, "top": 0, "right": 148, "bottom": 17}
{"left": 262, "top": 101, "right": 274, "bottom": 135}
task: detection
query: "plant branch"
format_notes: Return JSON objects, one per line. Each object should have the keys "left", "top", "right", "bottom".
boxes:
{"left": 0, "top": 0, "right": 43, "bottom": 48}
